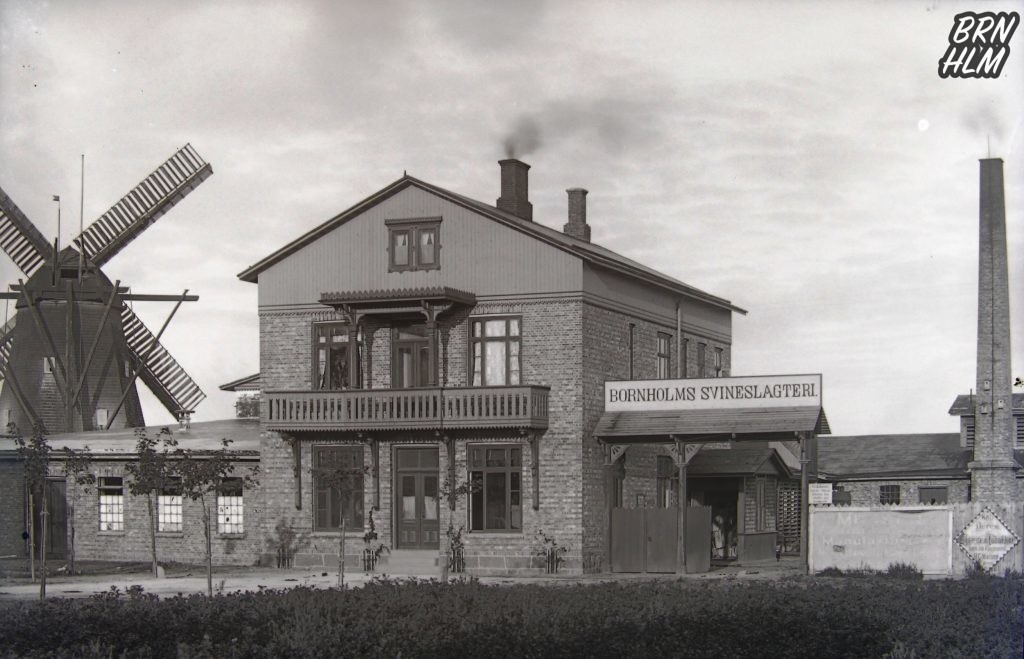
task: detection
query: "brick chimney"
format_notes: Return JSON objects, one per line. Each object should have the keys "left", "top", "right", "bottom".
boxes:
{"left": 563, "top": 188, "right": 591, "bottom": 242}
{"left": 497, "top": 159, "right": 533, "bottom": 221}
{"left": 969, "top": 157, "right": 1017, "bottom": 502}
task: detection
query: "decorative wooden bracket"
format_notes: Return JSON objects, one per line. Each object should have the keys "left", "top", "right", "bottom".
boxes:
{"left": 667, "top": 436, "right": 700, "bottom": 467}
{"left": 607, "top": 444, "right": 628, "bottom": 466}
{"left": 522, "top": 430, "right": 540, "bottom": 511}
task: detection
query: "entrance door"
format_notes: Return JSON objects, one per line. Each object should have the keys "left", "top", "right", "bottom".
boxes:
{"left": 394, "top": 447, "right": 439, "bottom": 549}
{"left": 31, "top": 480, "right": 67, "bottom": 559}
{"left": 393, "top": 325, "right": 431, "bottom": 388}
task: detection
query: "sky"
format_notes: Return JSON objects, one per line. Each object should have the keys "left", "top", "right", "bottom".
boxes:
{"left": 0, "top": 0, "right": 1021, "bottom": 436}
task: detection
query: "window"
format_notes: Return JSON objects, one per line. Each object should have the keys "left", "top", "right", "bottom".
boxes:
{"left": 714, "top": 348, "right": 723, "bottom": 377}
{"left": 470, "top": 317, "right": 521, "bottom": 386}
{"left": 158, "top": 478, "right": 183, "bottom": 532}
{"left": 387, "top": 218, "right": 441, "bottom": 272}
{"left": 313, "top": 322, "right": 360, "bottom": 390}
{"left": 94, "top": 408, "right": 108, "bottom": 429}
{"left": 697, "top": 343, "right": 707, "bottom": 378}
{"left": 42, "top": 358, "right": 53, "bottom": 375}
{"left": 98, "top": 477, "right": 124, "bottom": 531}
{"left": 217, "top": 478, "right": 244, "bottom": 534}
{"left": 656, "top": 455, "right": 677, "bottom": 508}
{"left": 682, "top": 338, "right": 689, "bottom": 377}
{"left": 879, "top": 484, "right": 900, "bottom": 505}
{"left": 755, "top": 477, "right": 768, "bottom": 530}
{"left": 832, "top": 486, "right": 852, "bottom": 505}
{"left": 469, "top": 445, "right": 522, "bottom": 531}
{"left": 918, "top": 486, "right": 948, "bottom": 505}
{"left": 392, "top": 324, "right": 432, "bottom": 388}
{"left": 657, "top": 333, "right": 671, "bottom": 379}
{"left": 314, "top": 446, "right": 364, "bottom": 531}
{"left": 628, "top": 324, "right": 636, "bottom": 380}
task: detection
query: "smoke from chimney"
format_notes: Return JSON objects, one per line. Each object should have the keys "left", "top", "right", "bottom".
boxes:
{"left": 503, "top": 117, "right": 542, "bottom": 159}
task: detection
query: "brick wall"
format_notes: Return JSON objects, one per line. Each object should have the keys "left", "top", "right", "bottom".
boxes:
{"left": 832, "top": 479, "right": 970, "bottom": 506}
{"left": 0, "top": 459, "right": 26, "bottom": 556}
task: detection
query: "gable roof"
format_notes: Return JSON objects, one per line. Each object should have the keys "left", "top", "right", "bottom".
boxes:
{"left": 688, "top": 443, "right": 793, "bottom": 478}
{"left": 219, "top": 373, "right": 261, "bottom": 392}
{"left": 948, "top": 392, "right": 1024, "bottom": 415}
{"left": 818, "top": 433, "right": 972, "bottom": 480}
{"left": 238, "top": 175, "right": 745, "bottom": 314}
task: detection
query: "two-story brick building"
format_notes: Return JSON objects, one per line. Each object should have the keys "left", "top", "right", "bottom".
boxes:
{"left": 238, "top": 159, "right": 750, "bottom": 574}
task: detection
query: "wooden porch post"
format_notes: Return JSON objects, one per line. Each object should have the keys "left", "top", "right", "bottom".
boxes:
{"left": 346, "top": 313, "right": 361, "bottom": 389}
{"left": 799, "top": 431, "right": 810, "bottom": 573}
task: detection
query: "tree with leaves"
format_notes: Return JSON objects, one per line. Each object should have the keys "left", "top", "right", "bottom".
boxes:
{"left": 438, "top": 470, "right": 480, "bottom": 581}
{"left": 60, "top": 445, "right": 95, "bottom": 576}
{"left": 125, "top": 428, "right": 179, "bottom": 578}
{"left": 12, "top": 425, "right": 51, "bottom": 600}
{"left": 311, "top": 454, "right": 367, "bottom": 588}
{"left": 176, "top": 438, "right": 259, "bottom": 596}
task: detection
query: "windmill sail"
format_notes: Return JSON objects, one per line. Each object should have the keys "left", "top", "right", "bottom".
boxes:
{"left": 0, "top": 316, "right": 15, "bottom": 382}
{"left": 121, "top": 305, "right": 206, "bottom": 417}
{"left": 0, "top": 186, "right": 51, "bottom": 276}
{"left": 73, "top": 144, "right": 212, "bottom": 267}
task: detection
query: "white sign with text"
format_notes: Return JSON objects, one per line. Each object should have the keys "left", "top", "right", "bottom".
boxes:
{"left": 605, "top": 374, "right": 822, "bottom": 413}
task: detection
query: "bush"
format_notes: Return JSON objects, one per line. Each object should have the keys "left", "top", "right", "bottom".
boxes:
{"left": 0, "top": 578, "right": 1021, "bottom": 658}
{"left": 885, "top": 562, "right": 923, "bottom": 580}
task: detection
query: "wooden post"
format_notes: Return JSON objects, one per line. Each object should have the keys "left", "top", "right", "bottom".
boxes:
{"left": 675, "top": 437, "right": 687, "bottom": 574}
{"left": 39, "top": 499, "right": 47, "bottom": 600}
{"left": 64, "top": 281, "right": 76, "bottom": 432}
{"left": 338, "top": 517, "right": 346, "bottom": 588}
{"left": 799, "top": 432, "right": 810, "bottom": 573}
{"left": 28, "top": 491, "right": 35, "bottom": 582}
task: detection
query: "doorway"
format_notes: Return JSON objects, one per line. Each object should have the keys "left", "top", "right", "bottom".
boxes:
{"left": 31, "top": 479, "right": 67, "bottom": 559}
{"left": 394, "top": 447, "right": 439, "bottom": 549}
{"left": 392, "top": 324, "right": 432, "bottom": 388}
{"left": 689, "top": 478, "right": 739, "bottom": 561}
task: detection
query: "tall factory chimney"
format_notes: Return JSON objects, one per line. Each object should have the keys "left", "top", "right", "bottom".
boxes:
{"left": 497, "top": 159, "right": 533, "bottom": 221}
{"left": 969, "top": 158, "right": 1017, "bottom": 502}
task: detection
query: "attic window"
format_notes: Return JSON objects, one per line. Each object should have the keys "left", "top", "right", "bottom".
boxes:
{"left": 386, "top": 218, "right": 441, "bottom": 272}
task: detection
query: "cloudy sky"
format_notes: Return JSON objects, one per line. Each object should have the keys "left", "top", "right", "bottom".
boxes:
{"left": 1, "top": 0, "right": 1021, "bottom": 436}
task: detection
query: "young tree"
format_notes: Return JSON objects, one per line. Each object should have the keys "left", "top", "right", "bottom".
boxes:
{"left": 125, "top": 428, "right": 178, "bottom": 578}
{"left": 61, "top": 445, "right": 95, "bottom": 576}
{"left": 438, "top": 471, "right": 480, "bottom": 582}
{"left": 13, "top": 425, "right": 52, "bottom": 600}
{"left": 176, "top": 438, "right": 259, "bottom": 596}
{"left": 311, "top": 457, "right": 367, "bottom": 588}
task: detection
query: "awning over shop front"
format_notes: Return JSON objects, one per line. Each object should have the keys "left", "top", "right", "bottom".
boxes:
{"left": 594, "top": 405, "right": 830, "bottom": 443}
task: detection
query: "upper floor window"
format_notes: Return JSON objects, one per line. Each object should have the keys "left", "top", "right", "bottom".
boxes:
{"left": 471, "top": 317, "right": 521, "bottom": 386}
{"left": 714, "top": 348, "right": 723, "bottom": 378}
{"left": 657, "top": 332, "right": 672, "bottom": 379}
{"left": 313, "top": 322, "right": 360, "bottom": 390}
{"left": 682, "top": 338, "right": 689, "bottom": 378}
{"left": 386, "top": 218, "right": 441, "bottom": 272}
{"left": 628, "top": 324, "right": 636, "bottom": 380}
{"left": 697, "top": 343, "right": 707, "bottom": 378}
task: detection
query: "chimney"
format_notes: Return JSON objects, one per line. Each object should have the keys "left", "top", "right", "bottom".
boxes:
{"left": 563, "top": 188, "right": 591, "bottom": 242}
{"left": 497, "top": 159, "right": 533, "bottom": 221}
{"left": 970, "top": 157, "right": 1017, "bottom": 501}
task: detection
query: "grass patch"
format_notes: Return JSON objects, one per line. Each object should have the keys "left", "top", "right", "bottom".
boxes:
{"left": 0, "top": 577, "right": 1021, "bottom": 657}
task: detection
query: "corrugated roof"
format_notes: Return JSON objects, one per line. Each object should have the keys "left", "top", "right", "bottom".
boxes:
{"left": 320, "top": 286, "right": 476, "bottom": 306}
{"left": 688, "top": 443, "right": 791, "bottom": 478}
{"left": 948, "top": 392, "right": 1024, "bottom": 415}
{"left": 818, "top": 434, "right": 970, "bottom": 479}
{"left": 0, "top": 419, "right": 261, "bottom": 457}
{"left": 237, "top": 175, "right": 744, "bottom": 314}
{"left": 594, "top": 406, "right": 827, "bottom": 442}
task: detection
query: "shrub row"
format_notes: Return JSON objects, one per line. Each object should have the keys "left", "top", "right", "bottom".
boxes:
{"left": 1, "top": 576, "right": 1022, "bottom": 658}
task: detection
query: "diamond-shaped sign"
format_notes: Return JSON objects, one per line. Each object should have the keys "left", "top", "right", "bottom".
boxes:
{"left": 956, "top": 508, "right": 1020, "bottom": 572}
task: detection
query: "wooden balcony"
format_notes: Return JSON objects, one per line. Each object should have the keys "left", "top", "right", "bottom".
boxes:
{"left": 263, "top": 386, "right": 550, "bottom": 433}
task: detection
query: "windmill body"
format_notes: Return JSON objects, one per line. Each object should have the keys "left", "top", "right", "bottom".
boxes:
{"left": 0, "top": 145, "right": 211, "bottom": 434}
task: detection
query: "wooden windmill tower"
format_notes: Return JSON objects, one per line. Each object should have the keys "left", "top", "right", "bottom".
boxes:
{"left": 0, "top": 144, "right": 211, "bottom": 434}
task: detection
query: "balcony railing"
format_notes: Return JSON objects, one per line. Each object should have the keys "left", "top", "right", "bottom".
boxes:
{"left": 263, "top": 386, "right": 550, "bottom": 432}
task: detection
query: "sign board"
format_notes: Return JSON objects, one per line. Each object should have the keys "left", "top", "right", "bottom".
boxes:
{"left": 605, "top": 374, "right": 822, "bottom": 413}
{"left": 956, "top": 508, "right": 1020, "bottom": 572}
{"left": 808, "top": 483, "right": 833, "bottom": 505}
{"left": 810, "top": 507, "right": 952, "bottom": 575}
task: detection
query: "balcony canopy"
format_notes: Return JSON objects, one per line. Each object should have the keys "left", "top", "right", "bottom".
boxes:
{"left": 319, "top": 286, "right": 476, "bottom": 318}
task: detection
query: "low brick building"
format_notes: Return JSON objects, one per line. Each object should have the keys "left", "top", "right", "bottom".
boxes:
{"left": 0, "top": 419, "right": 262, "bottom": 566}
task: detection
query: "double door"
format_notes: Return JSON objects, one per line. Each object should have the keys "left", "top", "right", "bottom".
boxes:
{"left": 395, "top": 447, "right": 439, "bottom": 549}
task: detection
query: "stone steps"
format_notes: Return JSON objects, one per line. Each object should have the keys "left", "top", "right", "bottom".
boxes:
{"left": 378, "top": 549, "right": 439, "bottom": 576}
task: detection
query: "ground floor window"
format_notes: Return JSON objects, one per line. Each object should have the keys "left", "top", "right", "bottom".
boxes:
{"left": 314, "top": 445, "right": 365, "bottom": 531}
{"left": 217, "top": 478, "right": 244, "bottom": 534}
{"left": 469, "top": 445, "right": 522, "bottom": 531}
{"left": 98, "top": 477, "right": 124, "bottom": 532}
{"left": 158, "top": 478, "right": 183, "bottom": 532}
{"left": 879, "top": 484, "right": 901, "bottom": 505}
{"left": 918, "top": 486, "right": 948, "bottom": 505}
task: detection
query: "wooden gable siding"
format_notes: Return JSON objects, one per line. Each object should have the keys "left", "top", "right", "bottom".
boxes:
{"left": 582, "top": 263, "right": 731, "bottom": 341}
{"left": 257, "top": 186, "right": 582, "bottom": 307}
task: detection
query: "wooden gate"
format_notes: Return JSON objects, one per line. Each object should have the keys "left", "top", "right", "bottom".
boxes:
{"left": 685, "top": 504, "right": 712, "bottom": 573}
{"left": 610, "top": 507, "right": 678, "bottom": 573}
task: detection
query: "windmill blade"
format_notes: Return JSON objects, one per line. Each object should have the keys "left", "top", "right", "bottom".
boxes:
{"left": 0, "top": 316, "right": 16, "bottom": 383}
{"left": 73, "top": 144, "right": 212, "bottom": 267}
{"left": 121, "top": 305, "right": 206, "bottom": 417}
{"left": 0, "top": 185, "right": 51, "bottom": 276}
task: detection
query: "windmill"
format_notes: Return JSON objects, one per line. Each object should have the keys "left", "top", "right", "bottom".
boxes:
{"left": 0, "top": 144, "right": 212, "bottom": 434}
